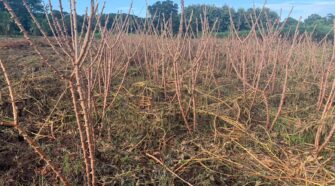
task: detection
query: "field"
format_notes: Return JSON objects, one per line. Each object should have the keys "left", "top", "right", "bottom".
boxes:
{"left": 1, "top": 2, "right": 335, "bottom": 185}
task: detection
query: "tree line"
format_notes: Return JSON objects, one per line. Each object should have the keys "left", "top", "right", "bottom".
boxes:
{"left": 0, "top": 0, "right": 333, "bottom": 41}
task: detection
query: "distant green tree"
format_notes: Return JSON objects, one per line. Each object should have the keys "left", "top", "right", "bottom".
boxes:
{"left": 148, "top": 0, "right": 178, "bottom": 20}
{"left": 302, "top": 14, "right": 333, "bottom": 41}
{"left": 148, "top": 0, "right": 179, "bottom": 33}
{"left": 235, "top": 8, "right": 249, "bottom": 30}
{"left": 100, "top": 13, "right": 144, "bottom": 34}
{"left": 286, "top": 17, "right": 299, "bottom": 25}
{"left": 0, "top": 0, "right": 43, "bottom": 21}
{"left": 305, "top": 14, "right": 324, "bottom": 25}
{"left": 326, "top": 13, "right": 334, "bottom": 24}
{"left": 0, "top": 0, "right": 43, "bottom": 13}
{"left": 281, "top": 17, "right": 301, "bottom": 38}
{"left": 184, "top": 5, "right": 235, "bottom": 33}
{"left": 0, "top": 0, "right": 43, "bottom": 35}
{"left": 184, "top": 5, "right": 204, "bottom": 33}
{"left": 0, "top": 11, "right": 12, "bottom": 35}
{"left": 305, "top": 24, "right": 333, "bottom": 41}
{"left": 244, "top": 8, "right": 279, "bottom": 30}
{"left": 0, "top": 0, "right": 332, "bottom": 41}
{"left": 218, "top": 5, "right": 232, "bottom": 32}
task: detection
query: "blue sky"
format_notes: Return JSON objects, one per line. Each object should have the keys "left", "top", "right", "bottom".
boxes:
{"left": 46, "top": 0, "right": 335, "bottom": 20}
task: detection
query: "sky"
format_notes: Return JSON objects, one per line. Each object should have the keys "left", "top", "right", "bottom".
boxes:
{"left": 46, "top": 0, "right": 335, "bottom": 20}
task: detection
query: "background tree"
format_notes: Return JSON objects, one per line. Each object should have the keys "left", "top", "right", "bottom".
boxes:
{"left": 0, "top": 0, "right": 43, "bottom": 31}
{"left": 0, "top": 0, "right": 332, "bottom": 41}
{"left": 0, "top": 0, "right": 43, "bottom": 35}
{"left": 303, "top": 14, "right": 333, "bottom": 41}
{"left": 235, "top": 8, "right": 249, "bottom": 30}
{"left": 305, "top": 14, "right": 324, "bottom": 25}
{"left": 326, "top": 13, "right": 334, "bottom": 24}
{"left": 281, "top": 17, "right": 299, "bottom": 38}
{"left": 0, "top": 11, "right": 12, "bottom": 35}
{"left": 184, "top": 5, "right": 235, "bottom": 33}
{"left": 148, "top": 0, "right": 179, "bottom": 33}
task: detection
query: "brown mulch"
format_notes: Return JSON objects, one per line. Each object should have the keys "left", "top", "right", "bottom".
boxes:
{"left": 0, "top": 38, "right": 30, "bottom": 49}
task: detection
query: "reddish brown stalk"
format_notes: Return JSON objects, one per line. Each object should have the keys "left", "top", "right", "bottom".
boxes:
{"left": 70, "top": 0, "right": 97, "bottom": 184}
{"left": 269, "top": 18, "right": 301, "bottom": 131}
{"left": 173, "top": 55, "right": 192, "bottom": 133}
{"left": 317, "top": 44, "right": 330, "bottom": 111}
{"left": 314, "top": 20, "right": 335, "bottom": 152}
{"left": 69, "top": 81, "right": 92, "bottom": 184}
{"left": 0, "top": 121, "right": 15, "bottom": 127}
{"left": 315, "top": 72, "right": 335, "bottom": 152}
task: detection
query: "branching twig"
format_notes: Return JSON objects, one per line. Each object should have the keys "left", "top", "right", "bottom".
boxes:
{"left": 146, "top": 153, "right": 193, "bottom": 186}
